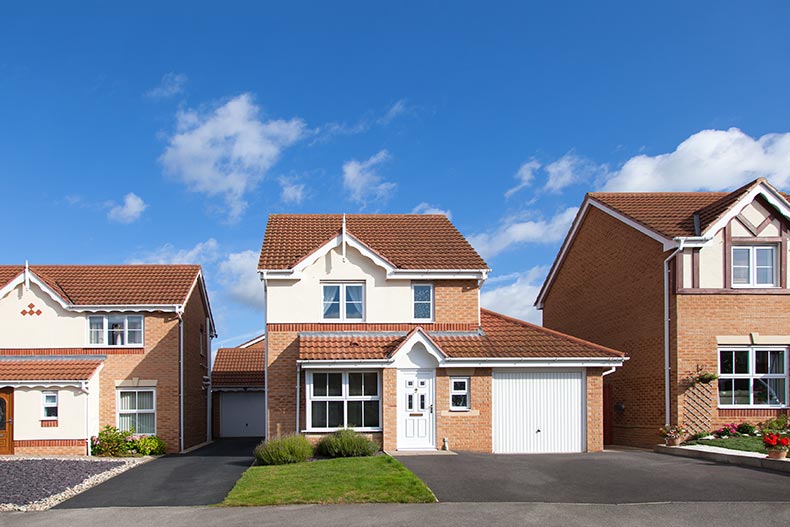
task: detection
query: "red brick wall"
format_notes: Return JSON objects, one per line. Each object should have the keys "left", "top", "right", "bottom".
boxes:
{"left": 266, "top": 331, "right": 300, "bottom": 438}
{"left": 435, "top": 368, "right": 492, "bottom": 452}
{"left": 676, "top": 294, "right": 790, "bottom": 430}
{"left": 181, "top": 287, "right": 210, "bottom": 450}
{"left": 434, "top": 280, "right": 480, "bottom": 325}
{"left": 542, "top": 206, "right": 668, "bottom": 447}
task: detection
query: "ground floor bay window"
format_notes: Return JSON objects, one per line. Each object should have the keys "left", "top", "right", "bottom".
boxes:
{"left": 306, "top": 371, "right": 381, "bottom": 431}
{"left": 718, "top": 347, "right": 788, "bottom": 407}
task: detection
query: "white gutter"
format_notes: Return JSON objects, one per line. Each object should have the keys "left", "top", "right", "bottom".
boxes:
{"left": 663, "top": 239, "right": 685, "bottom": 426}
{"left": 260, "top": 271, "right": 269, "bottom": 441}
{"left": 177, "top": 307, "right": 185, "bottom": 453}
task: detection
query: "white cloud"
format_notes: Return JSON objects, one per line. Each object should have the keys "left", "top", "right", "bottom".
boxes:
{"left": 318, "top": 99, "right": 413, "bottom": 141}
{"left": 602, "top": 128, "right": 790, "bottom": 192}
{"left": 160, "top": 93, "right": 306, "bottom": 221}
{"left": 279, "top": 176, "right": 306, "bottom": 205}
{"left": 146, "top": 72, "right": 188, "bottom": 98}
{"left": 107, "top": 193, "right": 147, "bottom": 224}
{"left": 378, "top": 99, "right": 408, "bottom": 125}
{"left": 468, "top": 207, "right": 578, "bottom": 260}
{"left": 218, "top": 250, "right": 264, "bottom": 309}
{"left": 342, "top": 150, "right": 396, "bottom": 207}
{"left": 480, "top": 266, "right": 548, "bottom": 324}
{"left": 504, "top": 160, "right": 540, "bottom": 198}
{"left": 544, "top": 153, "right": 605, "bottom": 193}
{"left": 129, "top": 238, "right": 220, "bottom": 265}
{"left": 411, "top": 202, "right": 452, "bottom": 219}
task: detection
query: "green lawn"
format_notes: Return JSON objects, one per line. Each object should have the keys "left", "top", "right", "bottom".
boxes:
{"left": 221, "top": 455, "right": 436, "bottom": 506}
{"left": 684, "top": 436, "right": 766, "bottom": 453}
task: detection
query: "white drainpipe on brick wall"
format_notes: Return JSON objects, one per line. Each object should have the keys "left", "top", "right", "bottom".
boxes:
{"left": 178, "top": 308, "right": 185, "bottom": 453}
{"left": 260, "top": 271, "right": 269, "bottom": 441}
{"left": 663, "top": 240, "right": 685, "bottom": 427}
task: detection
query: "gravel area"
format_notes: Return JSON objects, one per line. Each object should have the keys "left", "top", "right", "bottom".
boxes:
{"left": 0, "top": 457, "right": 151, "bottom": 512}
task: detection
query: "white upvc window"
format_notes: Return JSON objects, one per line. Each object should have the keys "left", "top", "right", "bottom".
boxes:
{"left": 117, "top": 388, "right": 156, "bottom": 434}
{"left": 732, "top": 246, "right": 777, "bottom": 287}
{"left": 306, "top": 371, "right": 381, "bottom": 431}
{"left": 322, "top": 283, "right": 365, "bottom": 321}
{"left": 449, "top": 377, "right": 470, "bottom": 410}
{"left": 42, "top": 391, "right": 58, "bottom": 420}
{"left": 88, "top": 315, "right": 144, "bottom": 346}
{"left": 718, "top": 346, "right": 788, "bottom": 407}
{"left": 412, "top": 283, "right": 434, "bottom": 321}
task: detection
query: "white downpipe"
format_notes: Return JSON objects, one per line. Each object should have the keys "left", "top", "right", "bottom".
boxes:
{"left": 663, "top": 241, "right": 685, "bottom": 426}
{"left": 602, "top": 367, "right": 616, "bottom": 377}
{"left": 82, "top": 380, "right": 90, "bottom": 456}
{"left": 178, "top": 310, "right": 185, "bottom": 453}
{"left": 261, "top": 271, "right": 269, "bottom": 441}
{"left": 206, "top": 315, "right": 212, "bottom": 444}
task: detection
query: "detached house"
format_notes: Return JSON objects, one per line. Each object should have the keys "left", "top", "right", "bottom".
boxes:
{"left": 537, "top": 178, "right": 790, "bottom": 447}
{"left": 0, "top": 264, "right": 214, "bottom": 455}
{"left": 253, "top": 214, "right": 625, "bottom": 453}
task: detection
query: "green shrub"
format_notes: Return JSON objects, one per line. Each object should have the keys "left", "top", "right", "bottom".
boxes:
{"left": 91, "top": 425, "right": 133, "bottom": 456}
{"left": 316, "top": 429, "right": 379, "bottom": 458}
{"left": 254, "top": 435, "right": 314, "bottom": 465}
{"left": 134, "top": 435, "right": 167, "bottom": 455}
{"left": 761, "top": 415, "right": 789, "bottom": 433}
{"left": 736, "top": 422, "right": 756, "bottom": 436}
{"left": 691, "top": 431, "right": 710, "bottom": 441}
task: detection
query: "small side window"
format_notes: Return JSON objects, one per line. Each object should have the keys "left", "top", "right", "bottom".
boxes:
{"left": 450, "top": 377, "right": 470, "bottom": 410}
{"left": 42, "top": 391, "right": 58, "bottom": 420}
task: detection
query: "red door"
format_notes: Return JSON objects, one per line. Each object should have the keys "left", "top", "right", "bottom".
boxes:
{"left": 0, "top": 388, "right": 13, "bottom": 454}
{"left": 603, "top": 383, "right": 613, "bottom": 446}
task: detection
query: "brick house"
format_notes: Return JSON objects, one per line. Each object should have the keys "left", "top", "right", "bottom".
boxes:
{"left": 0, "top": 264, "right": 215, "bottom": 455}
{"left": 537, "top": 178, "right": 790, "bottom": 447}
{"left": 250, "top": 214, "right": 625, "bottom": 453}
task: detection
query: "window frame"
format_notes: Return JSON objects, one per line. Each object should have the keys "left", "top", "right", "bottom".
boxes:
{"left": 41, "top": 391, "right": 58, "bottom": 420}
{"left": 320, "top": 282, "right": 366, "bottom": 322}
{"left": 449, "top": 377, "right": 470, "bottom": 411}
{"left": 718, "top": 346, "right": 789, "bottom": 408}
{"left": 412, "top": 282, "right": 434, "bottom": 322}
{"left": 87, "top": 315, "right": 145, "bottom": 347}
{"left": 116, "top": 388, "right": 157, "bottom": 435}
{"left": 306, "top": 370, "right": 381, "bottom": 432}
{"left": 731, "top": 245, "right": 778, "bottom": 288}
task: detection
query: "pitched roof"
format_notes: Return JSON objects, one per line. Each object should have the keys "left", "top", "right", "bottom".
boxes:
{"left": 297, "top": 309, "right": 623, "bottom": 361}
{"left": 0, "top": 265, "right": 202, "bottom": 305}
{"left": 259, "top": 214, "right": 488, "bottom": 271}
{"left": 212, "top": 347, "right": 265, "bottom": 387}
{"left": 0, "top": 359, "right": 103, "bottom": 381}
{"left": 588, "top": 178, "right": 787, "bottom": 239}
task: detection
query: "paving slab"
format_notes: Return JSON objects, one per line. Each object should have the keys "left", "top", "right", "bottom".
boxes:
{"left": 55, "top": 438, "right": 258, "bottom": 508}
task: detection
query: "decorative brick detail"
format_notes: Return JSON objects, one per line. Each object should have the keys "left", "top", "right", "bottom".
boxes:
{"left": 14, "top": 439, "right": 87, "bottom": 456}
{"left": 40, "top": 420, "right": 58, "bottom": 428}
{"left": 682, "top": 382, "right": 713, "bottom": 436}
{"left": 0, "top": 348, "right": 144, "bottom": 356}
{"left": 268, "top": 322, "right": 478, "bottom": 332}
{"left": 20, "top": 303, "right": 42, "bottom": 316}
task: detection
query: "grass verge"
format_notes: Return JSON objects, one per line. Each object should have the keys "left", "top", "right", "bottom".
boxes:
{"left": 221, "top": 455, "right": 436, "bottom": 506}
{"left": 684, "top": 436, "right": 766, "bottom": 453}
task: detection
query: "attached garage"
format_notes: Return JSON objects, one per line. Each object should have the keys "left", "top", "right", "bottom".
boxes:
{"left": 492, "top": 369, "right": 585, "bottom": 453}
{"left": 219, "top": 391, "right": 265, "bottom": 438}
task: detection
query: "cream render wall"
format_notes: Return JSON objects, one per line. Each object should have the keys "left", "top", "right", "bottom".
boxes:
{"left": 12, "top": 376, "right": 99, "bottom": 441}
{"left": 699, "top": 230, "right": 724, "bottom": 289}
{"left": 0, "top": 283, "right": 86, "bottom": 348}
{"left": 267, "top": 246, "right": 418, "bottom": 323}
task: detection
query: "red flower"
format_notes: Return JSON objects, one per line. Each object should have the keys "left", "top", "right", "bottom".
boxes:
{"left": 764, "top": 433, "right": 779, "bottom": 446}
{"left": 781, "top": 437, "right": 790, "bottom": 447}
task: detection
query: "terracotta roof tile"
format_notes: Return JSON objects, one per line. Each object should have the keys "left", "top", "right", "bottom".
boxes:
{"left": 0, "top": 359, "right": 103, "bottom": 381}
{"left": 259, "top": 214, "right": 488, "bottom": 271}
{"left": 0, "top": 265, "right": 202, "bottom": 305}
{"left": 588, "top": 178, "right": 786, "bottom": 239}
{"left": 212, "top": 347, "right": 266, "bottom": 387}
{"left": 297, "top": 309, "right": 623, "bottom": 360}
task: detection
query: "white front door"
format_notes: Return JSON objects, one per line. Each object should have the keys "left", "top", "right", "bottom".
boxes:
{"left": 397, "top": 370, "right": 435, "bottom": 450}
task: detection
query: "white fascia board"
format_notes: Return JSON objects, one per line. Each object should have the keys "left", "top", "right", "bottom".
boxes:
{"left": 69, "top": 304, "right": 182, "bottom": 313}
{"left": 439, "top": 357, "right": 626, "bottom": 368}
{"left": 387, "top": 270, "right": 489, "bottom": 280}
{"left": 211, "top": 386, "right": 266, "bottom": 392}
{"left": 535, "top": 198, "right": 676, "bottom": 309}
{"left": 0, "top": 380, "right": 86, "bottom": 388}
{"left": 701, "top": 183, "right": 790, "bottom": 239}
{"left": 240, "top": 334, "right": 266, "bottom": 348}
{"left": 391, "top": 329, "right": 447, "bottom": 362}
{"left": 297, "top": 360, "right": 391, "bottom": 369}
{"left": 0, "top": 272, "right": 70, "bottom": 308}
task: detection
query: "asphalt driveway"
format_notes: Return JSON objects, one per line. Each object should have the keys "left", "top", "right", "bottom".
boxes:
{"left": 396, "top": 449, "right": 790, "bottom": 503}
{"left": 56, "top": 438, "right": 259, "bottom": 508}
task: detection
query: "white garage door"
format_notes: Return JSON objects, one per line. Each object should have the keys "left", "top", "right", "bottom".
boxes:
{"left": 220, "top": 392, "right": 266, "bottom": 438}
{"left": 493, "top": 370, "right": 584, "bottom": 453}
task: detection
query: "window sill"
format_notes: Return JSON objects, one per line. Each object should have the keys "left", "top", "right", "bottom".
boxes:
{"left": 303, "top": 428, "right": 383, "bottom": 434}
{"left": 441, "top": 409, "right": 479, "bottom": 417}
{"left": 718, "top": 405, "right": 789, "bottom": 410}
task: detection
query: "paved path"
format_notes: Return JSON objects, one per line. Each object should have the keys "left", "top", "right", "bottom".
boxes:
{"left": 396, "top": 449, "right": 790, "bottom": 503}
{"left": 56, "top": 438, "right": 258, "bottom": 508}
{"left": 7, "top": 503, "right": 790, "bottom": 527}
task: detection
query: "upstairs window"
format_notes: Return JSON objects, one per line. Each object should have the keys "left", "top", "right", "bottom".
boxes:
{"left": 322, "top": 283, "right": 364, "bottom": 321}
{"left": 732, "top": 246, "right": 777, "bottom": 287}
{"left": 719, "top": 347, "right": 788, "bottom": 407}
{"left": 412, "top": 283, "right": 434, "bottom": 320}
{"left": 88, "top": 315, "right": 144, "bottom": 346}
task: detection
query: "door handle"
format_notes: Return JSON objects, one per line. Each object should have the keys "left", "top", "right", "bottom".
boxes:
{"left": 429, "top": 404, "right": 433, "bottom": 414}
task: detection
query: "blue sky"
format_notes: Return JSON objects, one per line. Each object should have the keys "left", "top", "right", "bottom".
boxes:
{"left": 3, "top": 2, "right": 790, "bottom": 348}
